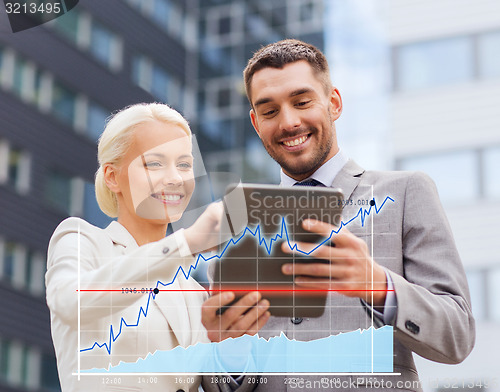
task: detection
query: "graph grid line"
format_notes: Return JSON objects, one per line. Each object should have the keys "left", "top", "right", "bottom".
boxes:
{"left": 79, "top": 196, "right": 395, "bottom": 354}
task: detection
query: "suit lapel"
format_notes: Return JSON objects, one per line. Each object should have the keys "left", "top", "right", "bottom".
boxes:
{"left": 104, "top": 221, "right": 192, "bottom": 347}
{"left": 153, "top": 279, "right": 191, "bottom": 347}
{"left": 104, "top": 221, "right": 139, "bottom": 249}
{"left": 330, "top": 159, "right": 364, "bottom": 202}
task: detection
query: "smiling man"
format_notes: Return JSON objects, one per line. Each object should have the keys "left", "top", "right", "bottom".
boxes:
{"left": 201, "top": 39, "right": 475, "bottom": 392}
{"left": 249, "top": 59, "right": 340, "bottom": 180}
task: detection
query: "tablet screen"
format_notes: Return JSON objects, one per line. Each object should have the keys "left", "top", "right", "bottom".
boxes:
{"left": 212, "top": 184, "right": 344, "bottom": 317}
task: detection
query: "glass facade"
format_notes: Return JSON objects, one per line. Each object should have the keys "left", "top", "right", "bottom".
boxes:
{"left": 51, "top": 82, "right": 77, "bottom": 126}
{"left": 399, "top": 150, "right": 479, "bottom": 202}
{"left": 0, "top": 141, "right": 30, "bottom": 194}
{"left": 396, "top": 37, "right": 473, "bottom": 91}
{"left": 0, "top": 336, "right": 47, "bottom": 391}
{"left": 51, "top": 7, "right": 80, "bottom": 44}
{"left": 484, "top": 146, "right": 500, "bottom": 198}
{"left": 1, "top": 242, "right": 16, "bottom": 284}
{"left": 48, "top": 9, "right": 123, "bottom": 72}
{"left": 90, "top": 20, "right": 115, "bottom": 67}
{"left": 0, "top": 239, "right": 45, "bottom": 296}
{"left": 196, "top": 0, "right": 324, "bottom": 182}
{"left": 0, "top": 46, "right": 112, "bottom": 142}
{"left": 395, "top": 29, "right": 500, "bottom": 91}
{"left": 83, "top": 182, "right": 112, "bottom": 228}
{"left": 124, "top": 0, "right": 186, "bottom": 43}
{"left": 398, "top": 146, "right": 500, "bottom": 203}
{"left": 44, "top": 169, "right": 72, "bottom": 214}
{"left": 131, "top": 53, "right": 183, "bottom": 109}
{"left": 86, "top": 102, "right": 109, "bottom": 142}
{"left": 490, "top": 268, "right": 500, "bottom": 322}
{"left": 478, "top": 30, "right": 500, "bottom": 79}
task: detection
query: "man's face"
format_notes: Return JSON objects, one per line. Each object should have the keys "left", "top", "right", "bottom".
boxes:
{"left": 249, "top": 60, "right": 342, "bottom": 181}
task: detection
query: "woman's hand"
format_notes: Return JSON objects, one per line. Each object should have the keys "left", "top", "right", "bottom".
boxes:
{"left": 202, "top": 291, "right": 270, "bottom": 342}
{"left": 184, "top": 202, "right": 224, "bottom": 254}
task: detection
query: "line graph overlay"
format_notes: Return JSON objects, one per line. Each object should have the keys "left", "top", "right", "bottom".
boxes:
{"left": 79, "top": 196, "right": 395, "bottom": 355}
{"left": 82, "top": 327, "right": 394, "bottom": 373}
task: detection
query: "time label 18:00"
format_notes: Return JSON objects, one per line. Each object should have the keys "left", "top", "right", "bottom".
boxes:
{"left": 5, "top": 2, "right": 62, "bottom": 14}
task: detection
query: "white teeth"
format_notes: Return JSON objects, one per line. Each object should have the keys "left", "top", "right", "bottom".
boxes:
{"left": 283, "top": 135, "right": 307, "bottom": 147}
{"left": 155, "top": 194, "right": 181, "bottom": 201}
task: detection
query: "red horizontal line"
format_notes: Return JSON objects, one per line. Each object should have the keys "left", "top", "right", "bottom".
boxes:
{"left": 77, "top": 289, "right": 395, "bottom": 293}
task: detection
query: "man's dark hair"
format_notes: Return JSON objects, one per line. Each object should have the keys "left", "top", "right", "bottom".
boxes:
{"left": 243, "top": 39, "right": 332, "bottom": 105}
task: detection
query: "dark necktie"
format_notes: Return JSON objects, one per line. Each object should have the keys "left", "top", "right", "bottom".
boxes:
{"left": 294, "top": 178, "right": 325, "bottom": 187}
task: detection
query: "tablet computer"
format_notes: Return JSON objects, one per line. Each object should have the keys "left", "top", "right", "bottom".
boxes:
{"left": 213, "top": 183, "right": 344, "bottom": 318}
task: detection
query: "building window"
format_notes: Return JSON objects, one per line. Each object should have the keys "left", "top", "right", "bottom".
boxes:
{"left": 0, "top": 241, "right": 16, "bottom": 285}
{"left": 200, "top": 42, "right": 234, "bottom": 74}
{"left": 131, "top": 54, "right": 183, "bottom": 108}
{"left": 151, "top": 64, "right": 171, "bottom": 102}
{"left": 132, "top": 54, "right": 151, "bottom": 91}
{"left": 41, "top": 353, "right": 59, "bottom": 391}
{"left": 0, "top": 238, "right": 45, "bottom": 296}
{"left": 0, "top": 140, "right": 31, "bottom": 194}
{"left": 44, "top": 170, "right": 71, "bottom": 213}
{"left": 12, "top": 56, "right": 28, "bottom": 98}
{"left": 83, "top": 182, "right": 112, "bottom": 228}
{"left": 217, "top": 87, "right": 231, "bottom": 109}
{"left": 206, "top": 3, "right": 243, "bottom": 45}
{"left": 490, "top": 267, "right": 500, "bottom": 322}
{"left": 0, "top": 46, "right": 3, "bottom": 73}
{"left": 0, "top": 339, "right": 10, "bottom": 381}
{"left": 183, "top": 13, "right": 198, "bottom": 50}
{"left": 398, "top": 150, "right": 479, "bottom": 203}
{"left": 0, "top": 338, "right": 43, "bottom": 389}
{"left": 484, "top": 146, "right": 500, "bottom": 198}
{"left": 299, "top": 0, "right": 323, "bottom": 25}
{"left": 3, "top": 53, "right": 43, "bottom": 105}
{"left": 87, "top": 102, "right": 109, "bottom": 142}
{"left": 270, "top": 5, "right": 287, "bottom": 27}
{"left": 51, "top": 6, "right": 80, "bottom": 44}
{"left": 245, "top": 13, "right": 271, "bottom": 41}
{"left": 150, "top": 0, "right": 172, "bottom": 28}
{"left": 25, "top": 250, "right": 46, "bottom": 296}
{"left": 48, "top": 10, "right": 122, "bottom": 72}
{"left": 1, "top": 46, "right": 105, "bottom": 139}
{"left": 395, "top": 36, "right": 474, "bottom": 91}
{"left": 466, "top": 270, "right": 487, "bottom": 321}
{"left": 205, "top": 78, "right": 243, "bottom": 118}
{"left": 478, "top": 30, "right": 500, "bottom": 79}
{"left": 90, "top": 20, "right": 114, "bottom": 66}
{"left": 125, "top": 0, "right": 184, "bottom": 40}
{"left": 202, "top": 118, "right": 234, "bottom": 148}
{"left": 0, "top": 47, "right": 14, "bottom": 90}
{"left": 51, "top": 81, "right": 77, "bottom": 127}
{"left": 90, "top": 19, "right": 123, "bottom": 71}
{"left": 22, "top": 346, "right": 41, "bottom": 389}
{"left": 45, "top": 170, "right": 84, "bottom": 215}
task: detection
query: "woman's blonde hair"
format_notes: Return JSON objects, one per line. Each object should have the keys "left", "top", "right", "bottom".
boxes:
{"left": 95, "top": 103, "right": 191, "bottom": 218}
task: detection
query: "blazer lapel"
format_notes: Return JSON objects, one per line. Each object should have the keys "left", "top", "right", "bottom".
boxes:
{"left": 153, "top": 279, "right": 191, "bottom": 348}
{"left": 104, "top": 221, "right": 139, "bottom": 249}
{"left": 104, "top": 222, "right": 191, "bottom": 347}
{"left": 330, "top": 159, "right": 364, "bottom": 202}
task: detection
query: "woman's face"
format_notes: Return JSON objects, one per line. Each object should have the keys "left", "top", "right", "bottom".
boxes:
{"left": 113, "top": 120, "right": 194, "bottom": 224}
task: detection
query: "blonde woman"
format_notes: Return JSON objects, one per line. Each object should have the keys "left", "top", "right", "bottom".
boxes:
{"left": 46, "top": 103, "right": 220, "bottom": 391}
